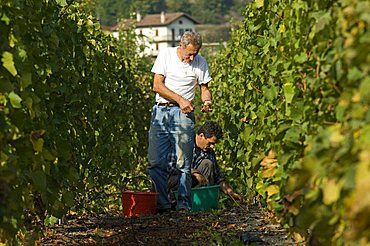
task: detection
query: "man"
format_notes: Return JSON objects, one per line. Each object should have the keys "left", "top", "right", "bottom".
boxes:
{"left": 168, "top": 121, "right": 243, "bottom": 208}
{"left": 148, "top": 31, "right": 213, "bottom": 212}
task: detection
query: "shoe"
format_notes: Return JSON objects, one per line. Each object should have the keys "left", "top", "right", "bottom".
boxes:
{"left": 170, "top": 201, "right": 177, "bottom": 211}
{"left": 156, "top": 207, "right": 172, "bottom": 214}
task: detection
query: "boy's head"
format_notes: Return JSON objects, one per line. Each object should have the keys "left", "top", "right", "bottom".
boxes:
{"left": 196, "top": 121, "right": 223, "bottom": 150}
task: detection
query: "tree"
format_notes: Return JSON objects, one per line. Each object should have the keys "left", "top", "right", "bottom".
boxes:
{"left": 78, "top": 0, "right": 247, "bottom": 26}
{"left": 165, "top": 0, "right": 191, "bottom": 14}
{"left": 190, "top": 0, "right": 229, "bottom": 24}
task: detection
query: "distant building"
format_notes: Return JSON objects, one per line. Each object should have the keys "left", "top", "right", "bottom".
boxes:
{"left": 103, "top": 12, "right": 200, "bottom": 57}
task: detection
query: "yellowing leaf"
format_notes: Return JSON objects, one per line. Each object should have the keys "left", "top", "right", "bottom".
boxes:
{"left": 256, "top": 0, "right": 264, "bottom": 8}
{"left": 291, "top": 232, "right": 305, "bottom": 243}
{"left": 8, "top": 91, "right": 22, "bottom": 108}
{"left": 278, "top": 24, "right": 286, "bottom": 33}
{"left": 1, "top": 152, "right": 9, "bottom": 167}
{"left": 352, "top": 150, "right": 370, "bottom": 210}
{"left": 30, "top": 133, "right": 44, "bottom": 153}
{"left": 33, "top": 138, "right": 44, "bottom": 152}
{"left": 262, "top": 167, "right": 276, "bottom": 178}
{"left": 250, "top": 111, "right": 257, "bottom": 120}
{"left": 266, "top": 185, "right": 279, "bottom": 197}
{"left": 328, "top": 124, "right": 345, "bottom": 147}
{"left": 256, "top": 181, "right": 265, "bottom": 191}
{"left": 329, "top": 130, "right": 345, "bottom": 147}
{"left": 322, "top": 177, "right": 342, "bottom": 205}
{"left": 2, "top": 51, "right": 17, "bottom": 76}
{"left": 260, "top": 158, "right": 278, "bottom": 167}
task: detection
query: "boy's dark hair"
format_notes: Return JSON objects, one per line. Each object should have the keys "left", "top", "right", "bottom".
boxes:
{"left": 197, "top": 121, "right": 223, "bottom": 139}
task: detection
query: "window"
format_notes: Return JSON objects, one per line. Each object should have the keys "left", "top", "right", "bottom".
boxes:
{"left": 179, "top": 29, "right": 184, "bottom": 36}
{"left": 179, "top": 20, "right": 183, "bottom": 24}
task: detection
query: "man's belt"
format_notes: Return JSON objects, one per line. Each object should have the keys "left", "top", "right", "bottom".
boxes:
{"left": 157, "top": 102, "right": 179, "bottom": 107}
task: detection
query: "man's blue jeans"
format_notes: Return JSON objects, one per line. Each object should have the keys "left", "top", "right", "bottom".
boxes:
{"left": 148, "top": 105, "right": 195, "bottom": 210}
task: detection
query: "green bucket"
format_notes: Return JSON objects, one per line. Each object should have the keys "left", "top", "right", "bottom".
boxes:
{"left": 175, "top": 185, "right": 220, "bottom": 211}
{"left": 191, "top": 185, "right": 220, "bottom": 211}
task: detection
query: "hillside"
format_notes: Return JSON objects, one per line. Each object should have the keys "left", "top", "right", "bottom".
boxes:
{"left": 79, "top": 0, "right": 249, "bottom": 26}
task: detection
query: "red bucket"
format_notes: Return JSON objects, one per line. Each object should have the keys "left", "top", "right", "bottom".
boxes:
{"left": 121, "top": 191, "right": 158, "bottom": 216}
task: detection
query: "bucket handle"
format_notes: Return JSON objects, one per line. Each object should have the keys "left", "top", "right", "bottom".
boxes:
{"left": 121, "top": 175, "right": 157, "bottom": 193}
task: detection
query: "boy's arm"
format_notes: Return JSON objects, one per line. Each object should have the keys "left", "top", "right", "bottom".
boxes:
{"left": 220, "top": 181, "right": 243, "bottom": 202}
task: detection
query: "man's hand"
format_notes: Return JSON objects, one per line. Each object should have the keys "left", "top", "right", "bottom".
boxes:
{"left": 230, "top": 192, "right": 244, "bottom": 202}
{"left": 201, "top": 100, "right": 212, "bottom": 113}
{"left": 191, "top": 169, "right": 208, "bottom": 187}
{"left": 178, "top": 97, "right": 194, "bottom": 113}
{"left": 220, "top": 181, "right": 244, "bottom": 202}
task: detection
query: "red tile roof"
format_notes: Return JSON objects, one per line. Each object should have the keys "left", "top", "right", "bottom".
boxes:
{"left": 104, "top": 12, "right": 200, "bottom": 31}
{"left": 136, "top": 12, "right": 200, "bottom": 27}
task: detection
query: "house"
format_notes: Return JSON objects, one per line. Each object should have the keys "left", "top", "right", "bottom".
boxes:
{"left": 106, "top": 12, "right": 200, "bottom": 57}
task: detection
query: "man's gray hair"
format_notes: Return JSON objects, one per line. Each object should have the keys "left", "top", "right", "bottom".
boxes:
{"left": 180, "top": 31, "right": 202, "bottom": 49}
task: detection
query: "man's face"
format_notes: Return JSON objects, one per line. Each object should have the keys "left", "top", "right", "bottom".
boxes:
{"left": 179, "top": 43, "right": 199, "bottom": 64}
{"left": 197, "top": 133, "right": 218, "bottom": 151}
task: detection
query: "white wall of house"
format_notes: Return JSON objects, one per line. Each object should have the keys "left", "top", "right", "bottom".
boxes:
{"left": 167, "top": 17, "right": 196, "bottom": 40}
{"left": 137, "top": 17, "right": 196, "bottom": 56}
{"left": 110, "top": 15, "right": 197, "bottom": 57}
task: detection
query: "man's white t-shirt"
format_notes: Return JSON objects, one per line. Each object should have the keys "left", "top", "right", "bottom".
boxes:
{"left": 151, "top": 47, "right": 212, "bottom": 103}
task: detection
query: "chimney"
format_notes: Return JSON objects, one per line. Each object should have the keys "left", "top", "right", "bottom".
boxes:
{"left": 136, "top": 12, "right": 141, "bottom": 22}
{"left": 160, "top": 11, "right": 165, "bottom": 23}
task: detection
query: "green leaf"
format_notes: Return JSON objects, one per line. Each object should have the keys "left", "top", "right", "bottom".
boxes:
{"left": 284, "top": 125, "right": 300, "bottom": 143}
{"left": 316, "top": 11, "right": 331, "bottom": 32}
{"left": 283, "top": 83, "right": 294, "bottom": 104}
{"left": 63, "top": 191, "right": 75, "bottom": 207}
{"left": 335, "top": 105, "right": 346, "bottom": 121}
{"left": 1, "top": 14, "right": 10, "bottom": 25}
{"left": 290, "top": 101, "right": 304, "bottom": 122}
{"left": 237, "top": 148, "right": 247, "bottom": 162}
{"left": 358, "top": 125, "right": 370, "bottom": 146}
{"left": 20, "top": 72, "right": 32, "bottom": 90}
{"left": 262, "top": 85, "right": 277, "bottom": 101}
{"left": 44, "top": 215, "right": 59, "bottom": 226}
{"left": 8, "top": 91, "right": 22, "bottom": 108}
{"left": 31, "top": 171, "right": 47, "bottom": 193}
{"left": 359, "top": 78, "right": 370, "bottom": 101}
{"left": 0, "top": 78, "right": 14, "bottom": 92}
{"left": 294, "top": 53, "right": 307, "bottom": 64}
{"left": 2, "top": 51, "right": 17, "bottom": 76}
{"left": 241, "top": 125, "right": 252, "bottom": 141}
{"left": 347, "top": 67, "right": 364, "bottom": 81}
{"left": 283, "top": 83, "right": 294, "bottom": 116}
{"left": 56, "top": 0, "right": 67, "bottom": 6}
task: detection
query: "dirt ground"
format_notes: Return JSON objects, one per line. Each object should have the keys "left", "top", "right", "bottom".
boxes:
{"left": 38, "top": 203, "right": 303, "bottom": 245}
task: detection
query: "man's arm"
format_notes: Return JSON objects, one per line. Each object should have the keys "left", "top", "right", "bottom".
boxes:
{"left": 220, "top": 181, "right": 243, "bottom": 202}
{"left": 152, "top": 74, "right": 194, "bottom": 113}
{"left": 200, "top": 83, "right": 212, "bottom": 112}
